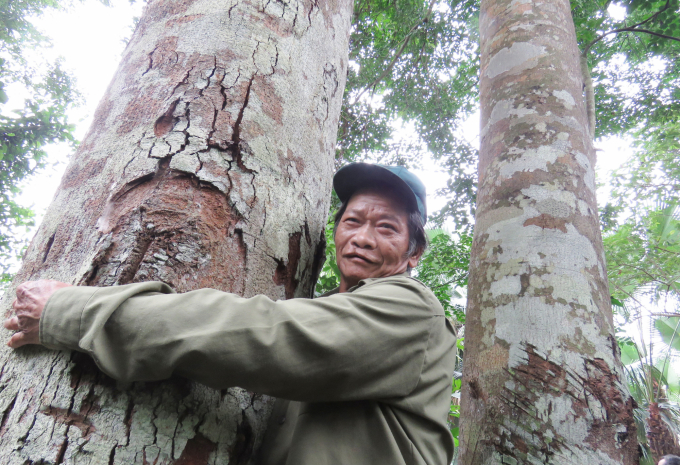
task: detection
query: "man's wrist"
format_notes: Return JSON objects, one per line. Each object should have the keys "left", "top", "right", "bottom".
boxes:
{"left": 40, "top": 286, "right": 99, "bottom": 350}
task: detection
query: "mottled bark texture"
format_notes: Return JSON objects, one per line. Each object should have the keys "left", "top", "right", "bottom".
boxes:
{"left": 458, "top": 1, "right": 638, "bottom": 464}
{"left": 0, "top": 0, "right": 352, "bottom": 463}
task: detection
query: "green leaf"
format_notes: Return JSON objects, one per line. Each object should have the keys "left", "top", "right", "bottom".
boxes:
{"left": 661, "top": 361, "right": 680, "bottom": 396}
{"left": 619, "top": 337, "right": 641, "bottom": 365}
{"left": 655, "top": 316, "right": 680, "bottom": 351}
{"left": 452, "top": 377, "right": 462, "bottom": 392}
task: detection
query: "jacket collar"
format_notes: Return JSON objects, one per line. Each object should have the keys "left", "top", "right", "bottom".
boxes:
{"left": 321, "top": 272, "right": 411, "bottom": 297}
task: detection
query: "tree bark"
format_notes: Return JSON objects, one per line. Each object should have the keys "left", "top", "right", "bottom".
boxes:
{"left": 647, "top": 402, "right": 680, "bottom": 463}
{"left": 459, "top": 1, "right": 638, "bottom": 464}
{"left": 0, "top": 0, "right": 352, "bottom": 463}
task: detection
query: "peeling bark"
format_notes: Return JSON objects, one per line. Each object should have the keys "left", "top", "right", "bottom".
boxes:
{"left": 459, "top": 1, "right": 637, "bottom": 464}
{"left": 0, "top": 0, "right": 352, "bottom": 463}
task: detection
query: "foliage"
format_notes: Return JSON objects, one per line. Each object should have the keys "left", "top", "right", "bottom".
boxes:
{"left": 607, "top": 120, "right": 680, "bottom": 224}
{"left": 414, "top": 229, "right": 471, "bottom": 322}
{"left": 617, "top": 322, "right": 680, "bottom": 464}
{"left": 449, "top": 337, "right": 464, "bottom": 448}
{"left": 340, "top": 0, "right": 480, "bottom": 229}
{"left": 340, "top": 0, "right": 680, "bottom": 231}
{"left": 0, "top": 0, "right": 80, "bottom": 281}
{"left": 604, "top": 204, "right": 680, "bottom": 307}
{"left": 574, "top": 0, "right": 680, "bottom": 138}
{"left": 607, "top": 200, "right": 680, "bottom": 459}
{"left": 656, "top": 316, "right": 680, "bottom": 351}
{"left": 315, "top": 214, "right": 341, "bottom": 296}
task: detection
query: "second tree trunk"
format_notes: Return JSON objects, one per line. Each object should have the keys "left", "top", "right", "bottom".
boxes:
{"left": 459, "top": 1, "right": 638, "bottom": 464}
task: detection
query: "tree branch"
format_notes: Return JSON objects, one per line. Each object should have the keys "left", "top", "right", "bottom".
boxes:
{"left": 429, "top": 277, "right": 463, "bottom": 290}
{"left": 579, "top": 0, "right": 678, "bottom": 138}
{"left": 617, "top": 263, "right": 671, "bottom": 286}
{"left": 582, "top": 0, "right": 671, "bottom": 56}
{"left": 652, "top": 245, "right": 680, "bottom": 255}
{"left": 627, "top": 28, "right": 680, "bottom": 42}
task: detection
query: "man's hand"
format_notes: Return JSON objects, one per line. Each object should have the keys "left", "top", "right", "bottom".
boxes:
{"left": 4, "top": 280, "right": 71, "bottom": 348}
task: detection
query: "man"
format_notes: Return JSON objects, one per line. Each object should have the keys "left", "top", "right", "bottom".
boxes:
{"left": 5, "top": 163, "right": 457, "bottom": 465}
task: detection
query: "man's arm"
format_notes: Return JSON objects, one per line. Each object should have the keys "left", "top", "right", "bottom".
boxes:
{"left": 5, "top": 277, "right": 442, "bottom": 402}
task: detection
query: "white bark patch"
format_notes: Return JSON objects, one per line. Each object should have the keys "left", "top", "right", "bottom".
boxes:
{"left": 489, "top": 276, "right": 522, "bottom": 297}
{"left": 480, "top": 210, "right": 612, "bottom": 372}
{"left": 494, "top": 298, "right": 596, "bottom": 372}
{"left": 481, "top": 99, "right": 538, "bottom": 138}
{"left": 482, "top": 101, "right": 585, "bottom": 140}
{"left": 578, "top": 199, "right": 592, "bottom": 216}
{"left": 552, "top": 89, "right": 575, "bottom": 109}
{"left": 575, "top": 152, "right": 596, "bottom": 192}
{"left": 485, "top": 42, "right": 546, "bottom": 79}
{"left": 498, "top": 138, "right": 570, "bottom": 180}
{"left": 535, "top": 198, "right": 571, "bottom": 217}
{"left": 539, "top": 114, "right": 583, "bottom": 132}
{"left": 499, "top": 391, "right": 591, "bottom": 444}
{"left": 485, "top": 208, "right": 605, "bottom": 285}
{"left": 474, "top": 206, "right": 523, "bottom": 238}
{"left": 520, "top": 184, "right": 577, "bottom": 215}
{"left": 509, "top": 23, "right": 535, "bottom": 31}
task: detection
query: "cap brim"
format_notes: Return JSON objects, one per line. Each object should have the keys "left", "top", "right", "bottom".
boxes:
{"left": 333, "top": 163, "right": 420, "bottom": 214}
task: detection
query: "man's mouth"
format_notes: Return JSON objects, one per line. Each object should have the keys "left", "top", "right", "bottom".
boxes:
{"left": 345, "top": 253, "right": 374, "bottom": 264}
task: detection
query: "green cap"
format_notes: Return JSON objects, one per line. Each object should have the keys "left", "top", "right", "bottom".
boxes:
{"left": 333, "top": 163, "right": 427, "bottom": 225}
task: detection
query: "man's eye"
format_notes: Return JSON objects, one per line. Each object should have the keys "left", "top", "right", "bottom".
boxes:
{"left": 379, "top": 223, "right": 397, "bottom": 231}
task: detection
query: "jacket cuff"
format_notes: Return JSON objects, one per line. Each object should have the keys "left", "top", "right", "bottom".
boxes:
{"left": 40, "top": 286, "right": 99, "bottom": 351}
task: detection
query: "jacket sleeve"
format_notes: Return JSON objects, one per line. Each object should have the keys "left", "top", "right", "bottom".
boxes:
{"left": 40, "top": 277, "right": 441, "bottom": 402}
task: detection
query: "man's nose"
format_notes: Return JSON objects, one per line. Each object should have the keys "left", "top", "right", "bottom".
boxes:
{"left": 351, "top": 224, "right": 377, "bottom": 248}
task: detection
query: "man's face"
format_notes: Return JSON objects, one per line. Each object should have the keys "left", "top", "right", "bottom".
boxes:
{"left": 334, "top": 189, "right": 420, "bottom": 292}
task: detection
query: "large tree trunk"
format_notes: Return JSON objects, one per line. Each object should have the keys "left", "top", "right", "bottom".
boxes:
{"left": 0, "top": 0, "right": 352, "bottom": 463}
{"left": 458, "top": 1, "right": 638, "bottom": 464}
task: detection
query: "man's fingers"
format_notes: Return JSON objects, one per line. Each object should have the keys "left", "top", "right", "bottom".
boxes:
{"left": 5, "top": 280, "right": 70, "bottom": 350}
{"left": 15, "top": 282, "right": 33, "bottom": 299}
{"left": 12, "top": 298, "right": 28, "bottom": 311}
{"left": 15, "top": 284, "right": 26, "bottom": 297}
{"left": 3, "top": 317, "right": 19, "bottom": 331}
{"left": 7, "top": 331, "right": 30, "bottom": 349}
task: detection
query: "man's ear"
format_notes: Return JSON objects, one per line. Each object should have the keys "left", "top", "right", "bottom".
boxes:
{"left": 407, "top": 249, "right": 423, "bottom": 269}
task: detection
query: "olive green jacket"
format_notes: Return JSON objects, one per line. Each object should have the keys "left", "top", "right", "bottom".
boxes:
{"left": 41, "top": 274, "right": 456, "bottom": 465}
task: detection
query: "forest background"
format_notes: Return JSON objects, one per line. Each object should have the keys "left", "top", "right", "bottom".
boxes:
{"left": 0, "top": 0, "right": 678, "bottom": 462}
